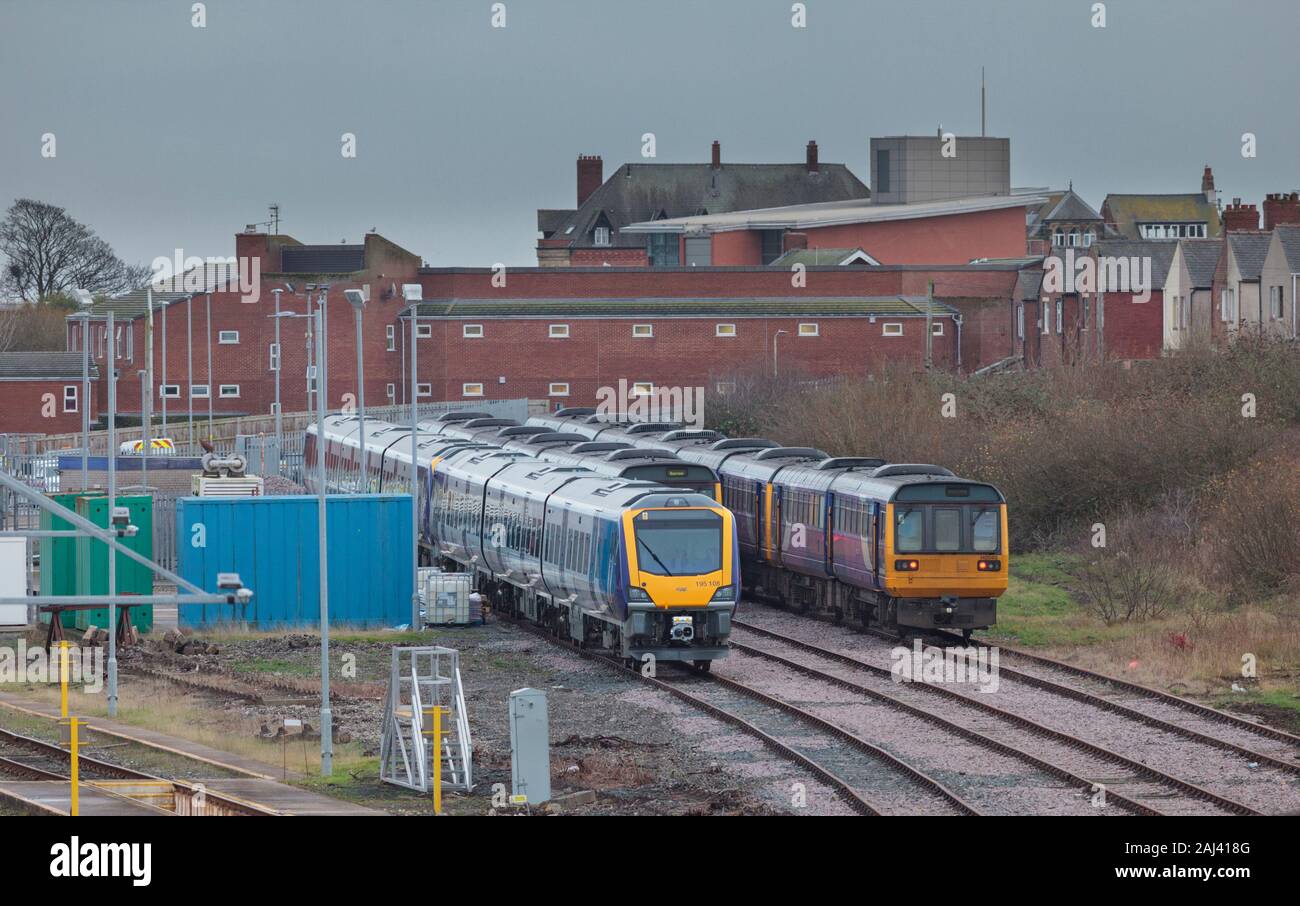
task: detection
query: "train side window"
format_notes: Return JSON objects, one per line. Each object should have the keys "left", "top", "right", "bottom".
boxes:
{"left": 895, "top": 509, "right": 923, "bottom": 553}
{"left": 971, "top": 507, "right": 999, "bottom": 552}
{"left": 934, "top": 507, "right": 962, "bottom": 552}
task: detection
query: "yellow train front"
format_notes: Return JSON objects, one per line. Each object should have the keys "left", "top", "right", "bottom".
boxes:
{"left": 718, "top": 454, "right": 1007, "bottom": 640}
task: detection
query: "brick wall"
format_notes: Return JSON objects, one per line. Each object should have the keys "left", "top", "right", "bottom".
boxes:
{"left": 0, "top": 378, "right": 96, "bottom": 434}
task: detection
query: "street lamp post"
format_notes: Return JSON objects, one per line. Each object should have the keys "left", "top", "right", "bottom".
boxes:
{"left": 106, "top": 310, "right": 118, "bottom": 717}
{"left": 68, "top": 289, "right": 95, "bottom": 488}
{"left": 403, "top": 285, "right": 422, "bottom": 629}
{"left": 313, "top": 307, "right": 332, "bottom": 776}
{"left": 344, "top": 289, "right": 366, "bottom": 491}
{"left": 272, "top": 288, "right": 283, "bottom": 476}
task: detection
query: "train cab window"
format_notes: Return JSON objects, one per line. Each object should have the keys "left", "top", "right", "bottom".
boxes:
{"left": 634, "top": 509, "right": 723, "bottom": 576}
{"left": 971, "top": 508, "right": 999, "bottom": 552}
{"left": 933, "top": 507, "right": 962, "bottom": 552}
{"left": 895, "top": 509, "right": 923, "bottom": 553}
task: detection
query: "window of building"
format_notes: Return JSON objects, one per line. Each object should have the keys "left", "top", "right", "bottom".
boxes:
{"left": 881, "top": 322, "right": 902, "bottom": 337}
{"left": 1270, "top": 286, "right": 1284, "bottom": 320}
{"left": 386, "top": 325, "right": 395, "bottom": 351}
{"left": 416, "top": 383, "right": 432, "bottom": 397}
{"left": 462, "top": 324, "right": 484, "bottom": 338}
{"left": 191, "top": 385, "right": 210, "bottom": 399}
{"left": 798, "top": 322, "right": 819, "bottom": 337}
{"left": 1084, "top": 229, "right": 1096, "bottom": 248}
{"left": 715, "top": 323, "right": 736, "bottom": 337}
{"left": 593, "top": 226, "right": 611, "bottom": 247}
{"left": 268, "top": 343, "right": 279, "bottom": 371}
{"left": 159, "top": 384, "right": 181, "bottom": 399}
{"left": 1042, "top": 303, "right": 1051, "bottom": 334}
{"left": 684, "top": 236, "right": 712, "bottom": 267}
{"left": 1052, "top": 228, "right": 1065, "bottom": 247}
{"left": 219, "top": 384, "right": 240, "bottom": 398}
{"left": 416, "top": 323, "right": 432, "bottom": 339}
{"left": 931, "top": 321, "right": 943, "bottom": 336}
{"left": 632, "top": 323, "right": 653, "bottom": 338}
{"left": 631, "top": 382, "right": 654, "bottom": 397}
{"left": 760, "top": 230, "right": 784, "bottom": 265}
{"left": 386, "top": 383, "right": 395, "bottom": 399}
{"left": 218, "top": 330, "right": 239, "bottom": 344}
{"left": 548, "top": 382, "right": 570, "bottom": 397}
{"left": 1056, "top": 299, "right": 1064, "bottom": 334}
{"left": 875, "top": 148, "right": 891, "bottom": 194}
{"left": 462, "top": 382, "right": 483, "bottom": 397}
{"left": 1016, "top": 304, "right": 1025, "bottom": 340}
{"left": 647, "top": 234, "right": 680, "bottom": 268}
{"left": 549, "top": 324, "right": 569, "bottom": 338}
{"left": 1067, "top": 227, "right": 1080, "bottom": 247}
{"left": 62, "top": 385, "right": 77, "bottom": 413}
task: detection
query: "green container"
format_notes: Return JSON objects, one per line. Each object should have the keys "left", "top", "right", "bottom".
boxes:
{"left": 73, "top": 495, "right": 154, "bottom": 634}
{"left": 40, "top": 492, "right": 99, "bottom": 627}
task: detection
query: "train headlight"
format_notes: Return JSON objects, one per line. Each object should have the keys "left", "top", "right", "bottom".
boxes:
{"left": 894, "top": 559, "right": 920, "bottom": 572}
{"left": 710, "top": 585, "right": 735, "bottom": 602}
{"left": 977, "top": 559, "right": 1002, "bottom": 572}
{"left": 628, "top": 587, "right": 653, "bottom": 603}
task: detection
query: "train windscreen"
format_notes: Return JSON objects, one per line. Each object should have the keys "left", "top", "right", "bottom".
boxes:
{"left": 633, "top": 509, "right": 723, "bottom": 577}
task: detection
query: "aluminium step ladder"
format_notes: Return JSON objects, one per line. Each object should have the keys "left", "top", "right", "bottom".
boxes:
{"left": 379, "top": 646, "right": 473, "bottom": 793}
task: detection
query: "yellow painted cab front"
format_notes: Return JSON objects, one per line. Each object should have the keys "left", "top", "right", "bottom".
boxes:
{"left": 623, "top": 505, "right": 735, "bottom": 607}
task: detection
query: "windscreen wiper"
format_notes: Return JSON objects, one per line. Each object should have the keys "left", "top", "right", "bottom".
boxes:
{"left": 636, "top": 535, "right": 674, "bottom": 576}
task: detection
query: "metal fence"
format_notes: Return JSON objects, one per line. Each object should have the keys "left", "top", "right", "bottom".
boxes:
{"left": 2, "top": 399, "right": 536, "bottom": 574}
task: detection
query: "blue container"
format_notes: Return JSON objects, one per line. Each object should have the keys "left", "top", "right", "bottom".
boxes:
{"left": 176, "top": 494, "right": 414, "bottom": 629}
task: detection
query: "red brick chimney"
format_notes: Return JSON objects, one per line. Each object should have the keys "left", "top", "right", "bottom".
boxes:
{"left": 711, "top": 140, "right": 721, "bottom": 169}
{"left": 1223, "top": 198, "right": 1259, "bottom": 232}
{"left": 806, "top": 141, "right": 819, "bottom": 173}
{"left": 577, "top": 154, "right": 603, "bottom": 207}
{"left": 1263, "top": 192, "right": 1300, "bottom": 230}
{"left": 1201, "top": 165, "right": 1216, "bottom": 203}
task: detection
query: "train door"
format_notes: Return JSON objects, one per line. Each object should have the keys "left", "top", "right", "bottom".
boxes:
{"left": 870, "top": 502, "right": 883, "bottom": 589}
{"left": 823, "top": 491, "right": 835, "bottom": 576}
{"left": 752, "top": 480, "right": 764, "bottom": 558}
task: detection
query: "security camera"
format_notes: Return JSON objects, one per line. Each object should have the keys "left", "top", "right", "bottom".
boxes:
{"left": 216, "top": 572, "right": 243, "bottom": 590}
{"left": 402, "top": 283, "right": 422, "bottom": 302}
{"left": 234, "top": 587, "right": 253, "bottom": 605}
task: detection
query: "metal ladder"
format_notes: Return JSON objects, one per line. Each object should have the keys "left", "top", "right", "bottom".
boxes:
{"left": 379, "top": 646, "right": 473, "bottom": 793}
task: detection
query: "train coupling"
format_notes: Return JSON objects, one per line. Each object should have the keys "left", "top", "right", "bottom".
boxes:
{"left": 669, "top": 615, "right": 695, "bottom": 642}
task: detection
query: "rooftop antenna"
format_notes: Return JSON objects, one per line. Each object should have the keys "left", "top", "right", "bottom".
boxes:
{"left": 981, "top": 67, "right": 986, "bottom": 137}
{"left": 269, "top": 203, "right": 280, "bottom": 234}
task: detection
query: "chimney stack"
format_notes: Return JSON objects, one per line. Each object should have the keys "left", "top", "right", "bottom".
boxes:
{"left": 576, "top": 154, "right": 603, "bottom": 207}
{"left": 711, "top": 140, "right": 721, "bottom": 169}
{"left": 806, "top": 140, "right": 819, "bottom": 173}
{"left": 1263, "top": 192, "right": 1300, "bottom": 231}
{"left": 1223, "top": 198, "right": 1260, "bottom": 232}
{"left": 1201, "top": 165, "right": 1216, "bottom": 204}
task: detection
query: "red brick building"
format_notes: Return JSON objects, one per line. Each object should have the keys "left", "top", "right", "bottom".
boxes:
{"left": 0, "top": 353, "right": 99, "bottom": 435}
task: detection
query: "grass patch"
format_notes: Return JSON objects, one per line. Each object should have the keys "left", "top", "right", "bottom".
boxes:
{"left": 231, "top": 658, "right": 315, "bottom": 676}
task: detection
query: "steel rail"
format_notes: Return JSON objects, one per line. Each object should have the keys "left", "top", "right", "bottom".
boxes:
{"left": 730, "top": 625, "right": 1263, "bottom": 816}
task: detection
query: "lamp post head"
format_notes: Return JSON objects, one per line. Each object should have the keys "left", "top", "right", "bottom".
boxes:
{"left": 344, "top": 288, "right": 366, "bottom": 311}
{"left": 69, "top": 288, "right": 94, "bottom": 307}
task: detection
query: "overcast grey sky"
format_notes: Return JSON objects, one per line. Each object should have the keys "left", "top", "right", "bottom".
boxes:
{"left": 2, "top": 0, "right": 1297, "bottom": 269}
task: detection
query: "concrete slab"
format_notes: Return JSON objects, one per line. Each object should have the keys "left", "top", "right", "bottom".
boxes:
{"left": 0, "top": 780, "right": 170, "bottom": 816}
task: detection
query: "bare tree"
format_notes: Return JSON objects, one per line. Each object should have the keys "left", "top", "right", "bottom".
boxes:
{"left": 1, "top": 199, "right": 149, "bottom": 302}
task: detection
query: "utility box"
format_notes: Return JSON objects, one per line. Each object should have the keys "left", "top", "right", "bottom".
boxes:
{"left": 39, "top": 491, "right": 98, "bottom": 627}
{"left": 509, "top": 688, "right": 551, "bottom": 806}
{"left": 73, "top": 494, "right": 154, "bottom": 633}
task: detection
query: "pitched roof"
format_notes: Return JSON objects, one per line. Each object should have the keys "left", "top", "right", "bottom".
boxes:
{"left": 1271, "top": 225, "right": 1300, "bottom": 271}
{"left": 1227, "top": 233, "right": 1271, "bottom": 280}
{"left": 769, "top": 248, "right": 879, "bottom": 267}
{"left": 1092, "top": 239, "right": 1179, "bottom": 286}
{"left": 1013, "top": 269, "right": 1044, "bottom": 301}
{"left": 406, "top": 295, "right": 955, "bottom": 319}
{"left": 547, "top": 161, "right": 870, "bottom": 249}
{"left": 279, "top": 244, "right": 365, "bottom": 273}
{"left": 0, "top": 352, "right": 100, "bottom": 380}
{"left": 1178, "top": 238, "right": 1224, "bottom": 287}
{"left": 1102, "top": 193, "right": 1222, "bottom": 238}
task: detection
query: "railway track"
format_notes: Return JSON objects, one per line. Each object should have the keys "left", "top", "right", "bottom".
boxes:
{"left": 728, "top": 622, "right": 1261, "bottom": 816}
{"left": 0, "top": 726, "right": 274, "bottom": 815}
{"left": 496, "top": 612, "right": 979, "bottom": 815}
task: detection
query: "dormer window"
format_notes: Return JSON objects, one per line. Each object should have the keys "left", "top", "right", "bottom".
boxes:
{"left": 593, "top": 226, "right": 611, "bottom": 247}
{"left": 1052, "top": 228, "right": 1065, "bottom": 247}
